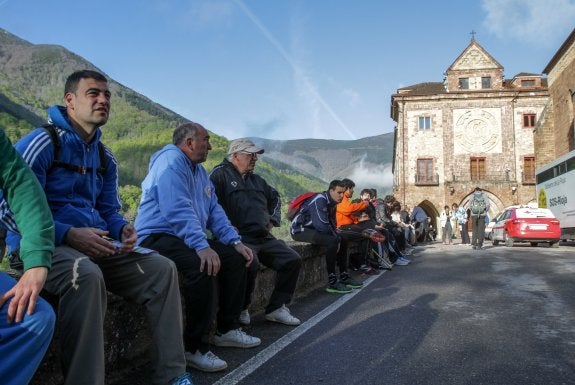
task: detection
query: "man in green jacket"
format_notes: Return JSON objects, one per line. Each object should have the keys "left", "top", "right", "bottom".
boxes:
{"left": 0, "top": 128, "right": 56, "bottom": 385}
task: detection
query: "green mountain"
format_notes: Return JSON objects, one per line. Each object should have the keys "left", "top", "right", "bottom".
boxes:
{"left": 0, "top": 28, "right": 394, "bottom": 237}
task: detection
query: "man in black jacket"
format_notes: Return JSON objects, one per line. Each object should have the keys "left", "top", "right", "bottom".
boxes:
{"left": 210, "top": 139, "right": 302, "bottom": 326}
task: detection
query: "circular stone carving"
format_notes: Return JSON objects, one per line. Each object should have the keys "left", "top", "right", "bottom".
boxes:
{"left": 456, "top": 110, "right": 499, "bottom": 152}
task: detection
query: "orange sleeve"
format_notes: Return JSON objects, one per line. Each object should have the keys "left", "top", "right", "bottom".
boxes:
{"left": 336, "top": 196, "right": 368, "bottom": 227}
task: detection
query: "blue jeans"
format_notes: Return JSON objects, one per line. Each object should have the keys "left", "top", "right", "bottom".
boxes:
{"left": 0, "top": 273, "right": 55, "bottom": 385}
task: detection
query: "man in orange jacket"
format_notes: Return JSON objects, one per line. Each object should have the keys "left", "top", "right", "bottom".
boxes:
{"left": 336, "top": 179, "right": 368, "bottom": 227}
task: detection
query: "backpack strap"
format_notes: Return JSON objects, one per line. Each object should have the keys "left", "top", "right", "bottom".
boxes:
{"left": 43, "top": 124, "right": 107, "bottom": 175}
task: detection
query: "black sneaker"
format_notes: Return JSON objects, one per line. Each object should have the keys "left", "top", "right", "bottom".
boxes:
{"left": 325, "top": 281, "right": 353, "bottom": 294}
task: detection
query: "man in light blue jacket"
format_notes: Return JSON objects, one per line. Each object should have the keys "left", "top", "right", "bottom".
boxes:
{"left": 136, "top": 122, "right": 260, "bottom": 373}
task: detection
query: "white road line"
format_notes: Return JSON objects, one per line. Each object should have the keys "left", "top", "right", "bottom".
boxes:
{"left": 213, "top": 272, "right": 383, "bottom": 385}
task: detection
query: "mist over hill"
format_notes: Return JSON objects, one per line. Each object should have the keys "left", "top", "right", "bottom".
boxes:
{"left": 250, "top": 134, "right": 394, "bottom": 196}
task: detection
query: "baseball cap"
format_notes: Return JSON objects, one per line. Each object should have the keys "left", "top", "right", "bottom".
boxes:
{"left": 227, "top": 139, "right": 264, "bottom": 155}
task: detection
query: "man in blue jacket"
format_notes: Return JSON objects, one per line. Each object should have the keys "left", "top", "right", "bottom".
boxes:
{"left": 290, "top": 180, "right": 363, "bottom": 294}
{"left": 135, "top": 122, "right": 260, "bottom": 373}
{"left": 8, "top": 70, "right": 192, "bottom": 385}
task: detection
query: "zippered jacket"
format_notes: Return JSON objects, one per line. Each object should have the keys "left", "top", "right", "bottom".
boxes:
{"left": 135, "top": 145, "right": 239, "bottom": 251}
{"left": 9, "top": 105, "right": 126, "bottom": 247}
{"left": 210, "top": 159, "right": 281, "bottom": 240}
{"left": 0, "top": 129, "right": 54, "bottom": 270}
{"left": 336, "top": 193, "right": 368, "bottom": 227}
{"left": 290, "top": 191, "right": 338, "bottom": 236}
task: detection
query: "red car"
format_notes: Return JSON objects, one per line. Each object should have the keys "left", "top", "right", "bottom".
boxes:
{"left": 491, "top": 207, "right": 561, "bottom": 247}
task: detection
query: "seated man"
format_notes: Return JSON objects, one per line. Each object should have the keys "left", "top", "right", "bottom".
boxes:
{"left": 8, "top": 70, "right": 192, "bottom": 385}
{"left": 335, "top": 179, "right": 376, "bottom": 274}
{"left": 135, "top": 123, "right": 260, "bottom": 374}
{"left": 210, "top": 139, "right": 302, "bottom": 326}
{"left": 410, "top": 205, "right": 429, "bottom": 243}
{"left": 0, "top": 129, "right": 56, "bottom": 385}
{"left": 290, "top": 180, "right": 362, "bottom": 294}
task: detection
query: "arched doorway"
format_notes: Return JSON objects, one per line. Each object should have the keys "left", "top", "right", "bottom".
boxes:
{"left": 413, "top": 199, "right": 440, "bottom": 241}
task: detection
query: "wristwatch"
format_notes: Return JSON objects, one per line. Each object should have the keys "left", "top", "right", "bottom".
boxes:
{"left": 231, "top": 239, "right": 242, "bottom": 246}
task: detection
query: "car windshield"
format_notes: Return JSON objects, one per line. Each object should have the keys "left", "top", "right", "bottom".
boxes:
{"left": 515, "top": 208, "right": 556, "bottom": 219}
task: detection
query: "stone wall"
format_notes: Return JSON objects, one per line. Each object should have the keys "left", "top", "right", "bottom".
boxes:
{"left": 31, "top": 241, "right": 327, "bottom": 385}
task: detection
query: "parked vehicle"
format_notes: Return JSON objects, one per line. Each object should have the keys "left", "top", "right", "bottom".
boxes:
{"left": 491, "top": 207, "right": 561, "bottom": 247}
{"left": 485, "top": 212, "right": 503, "bottom": 240}
{"left": 536, "top": 149, "right": 575, "bottom": 241}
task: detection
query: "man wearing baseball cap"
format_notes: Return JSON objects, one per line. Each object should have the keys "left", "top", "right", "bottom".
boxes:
{"left": 210, "top": 139, "right": 302, "bottom": 327}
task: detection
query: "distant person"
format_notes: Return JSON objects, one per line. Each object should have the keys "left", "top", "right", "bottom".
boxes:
{"left": 7, "top": 70, "right": 193, "bottom": 385}
{"left": 410, "top": 205, "right": 429, "bottom": 242}
{"left": 336, "top": 180, "right": 379, "bottom": 275}
{"left": 290, "top": 180, "right": 363, "bottom": 294}
{"left": 370, "top": 192, "right": 411, "bottom": 265}
{"left": 440, "top": 205, "right": 453, "bottom": 245}
{"left": 136, "top": 123, "right": 261, "bottom": 374}
{"left": 391, "top": 200, "right": 414, "bottom": 247}
{"left": 0, "top": 129, "right": 56, "bottom": 385}
{"left": 453, "top": 203, "right": 470, "bottom": 245}
{"left": 210, "top": 138, "right": 302, "bottom": 327}
{"left": 467, "top": 187, "right": 490, "bottom": 250}
{"left": 425, "top": 220, "right": 437, "bottom": 242}
{"left": 335, "top": 179, "right": 368, "bottom": 228}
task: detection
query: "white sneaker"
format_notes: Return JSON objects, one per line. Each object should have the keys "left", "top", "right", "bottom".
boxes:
{"left": 239, "top": 309, "right": 251, "bottom": 326}
{"left": 265, "top": 305, "right": 301, "bottom": 326}
{"left": 185, "top": 350, "right": 227, "bottom": 372}
{"left": 212, "top": 328, "right": 261, "bottom": 348}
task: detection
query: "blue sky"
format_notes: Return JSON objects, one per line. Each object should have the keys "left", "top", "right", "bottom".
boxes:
{"left": 0, "top": 0, "right": 574, "bottom": 141}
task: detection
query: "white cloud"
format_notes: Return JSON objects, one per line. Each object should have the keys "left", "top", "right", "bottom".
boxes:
{"left": 482, "top": 0, "right": 575, "bottom": 46}
{"left": 348, "top": 157, "right": 394, "bottom": 196}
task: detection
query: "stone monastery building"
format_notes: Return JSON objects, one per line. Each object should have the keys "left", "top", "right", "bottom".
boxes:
{"left": 390, "top": 37, "right": 548, "bottom": 227}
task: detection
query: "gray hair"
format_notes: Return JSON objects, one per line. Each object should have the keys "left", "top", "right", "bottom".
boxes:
{"left": 173, "top": 122, "right": 204, "bottom": 145}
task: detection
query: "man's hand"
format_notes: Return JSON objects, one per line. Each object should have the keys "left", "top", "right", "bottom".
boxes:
{"left": 197, "top": 247, "right": 221, "bottom": 276}
{"left": 65, "top": 227, "right": 116, "bottom": 258}
{"left": 234, "top": 243, "right": 253, "bottom": 267}
{"left": 0, "top": 267, "right": 48, "bottom": 323}
{"left": 120, "top": 224, "right": 137, "bottom": 254}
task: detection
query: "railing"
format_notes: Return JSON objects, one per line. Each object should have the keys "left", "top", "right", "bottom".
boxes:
{"left": 415, "top": 173, "right": 439, "bottom": 185}
{"left": 448, "top": 172, "right": 513, "bottom": 183}
{"left": 413, "top": 172, "right": 536, "bottom": 185}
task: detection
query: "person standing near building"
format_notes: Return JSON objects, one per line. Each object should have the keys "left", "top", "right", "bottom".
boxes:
{"left": 136, "top": 123, "right": 261, "bottom": 374}
{"left": 453, "top": 202, "right": 470, "bottom": 245}
{"left": 468, "top": 187, "right": 490, "bottom": 250}
{"left": 210, "top": 139, "right": 302, "bottom": 327}
{"left": 440, "top": 205, "right": 453, "bottom": 245}
{"left": 8, "top": 70, "right": 193, "bottom": 385}
{"left": 0, "top": 129, "right": 56, "bottom": 385}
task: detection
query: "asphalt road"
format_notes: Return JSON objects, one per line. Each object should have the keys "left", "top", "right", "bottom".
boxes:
{"left": 125, "top": 240, "right": 575, "bottom": 385}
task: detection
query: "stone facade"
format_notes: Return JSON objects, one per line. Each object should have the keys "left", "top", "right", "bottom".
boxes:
{"left": 536, "top": 28, "right": 575, "bottom": 168}
{"left": 390, "top": 39, "right": 549, "bottom": 227}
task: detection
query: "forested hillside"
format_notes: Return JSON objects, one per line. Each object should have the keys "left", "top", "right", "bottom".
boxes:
{"left": 0, "top": 28, "right": 326, "bottom": 221}
{"left": 0, "top": 28, "right": 395, "bottom": 240}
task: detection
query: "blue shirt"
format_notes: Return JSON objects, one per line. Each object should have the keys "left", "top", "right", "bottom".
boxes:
{"left": 135, "top": 144, "right": 239, "bottom": 251}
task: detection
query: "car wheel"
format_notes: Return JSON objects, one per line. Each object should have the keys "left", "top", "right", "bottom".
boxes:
{"left": 530, "top": 242, "right": 538, "bottom": 247}
{"left": 550, "top": 242, "right": 559, "bottom": 248}
{"left": 504, "top": 233, "right": 514, "bottom": 247}
{"left": 492, "top": 238, "right": 499, "bottom": 246}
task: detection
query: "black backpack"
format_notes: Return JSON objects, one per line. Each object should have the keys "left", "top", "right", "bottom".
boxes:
{"left": 43, "top": 124, "right": 107, "bottom": 175}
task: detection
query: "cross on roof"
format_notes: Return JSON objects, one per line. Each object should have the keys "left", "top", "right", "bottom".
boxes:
{"left": 470, "top": 30, "right": 477, "bottom": 40}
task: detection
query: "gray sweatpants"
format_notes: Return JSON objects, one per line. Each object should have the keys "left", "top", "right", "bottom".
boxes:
{"left": 44, "top": 246, "right": 186, "bottom": 385}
